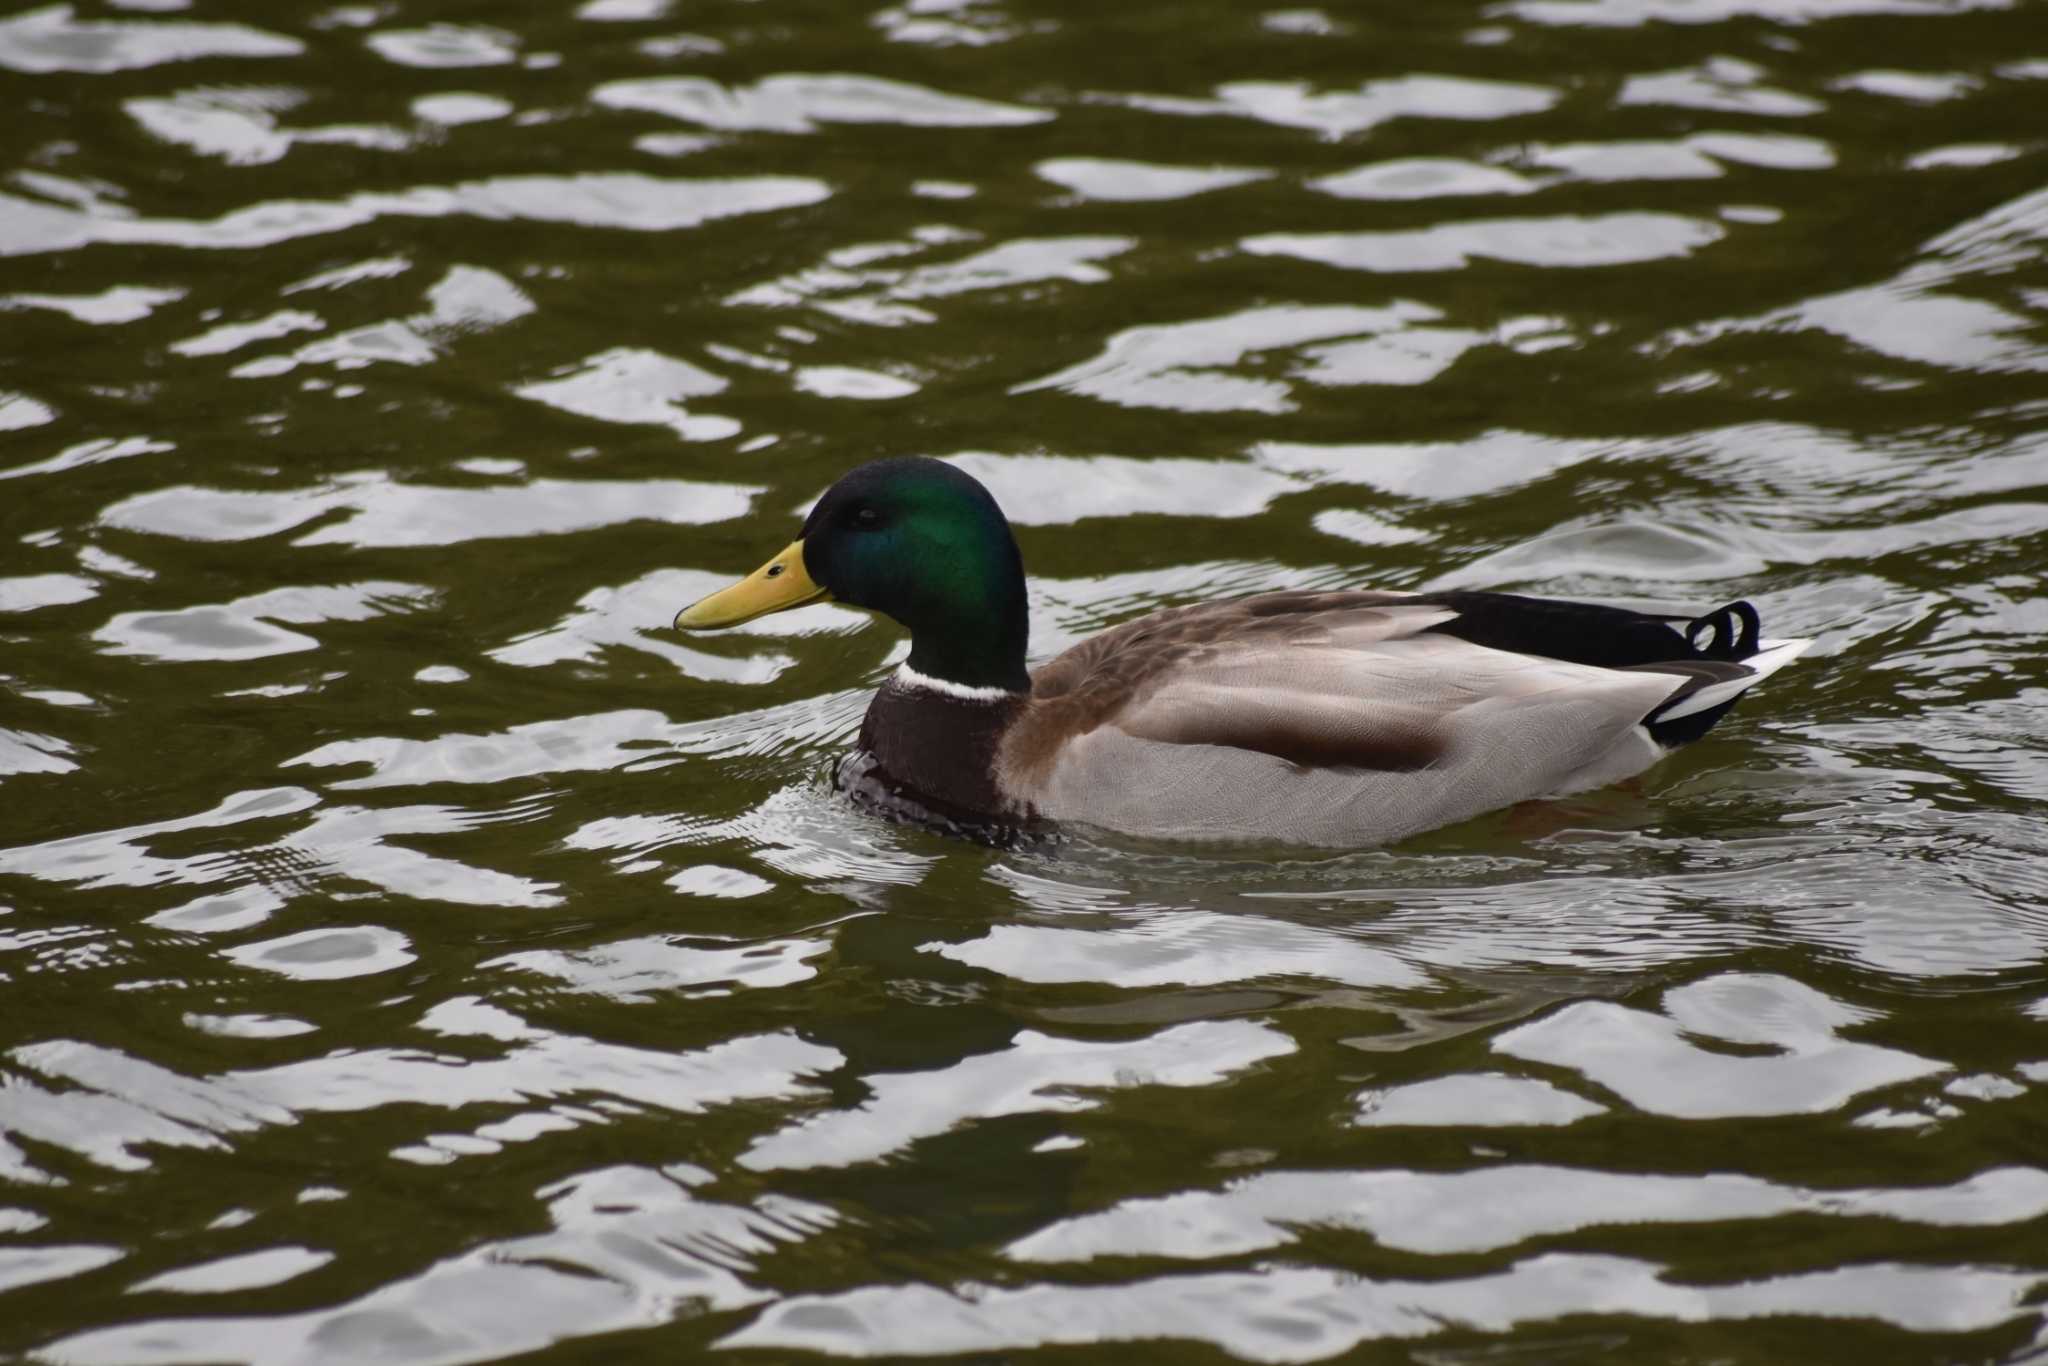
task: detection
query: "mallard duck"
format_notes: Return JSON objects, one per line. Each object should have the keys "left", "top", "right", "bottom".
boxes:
{"left": 675, "top": 457, "right": 1809, "bottom": 846}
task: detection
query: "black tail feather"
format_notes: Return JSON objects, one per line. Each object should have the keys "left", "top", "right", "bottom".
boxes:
{"left": 1416, "top": 591, "right": 1767, "bottom": 668}
{"left": 1685, "top": 600, "right": 1760, "bottom": 661}
{"left": 1415, "top": 592, "right": 1773, "bottom": 748}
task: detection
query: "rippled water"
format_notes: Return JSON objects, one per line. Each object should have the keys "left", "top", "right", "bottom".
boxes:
{"left": 4, "top": 0, "right": 2047, "bottom": 1360}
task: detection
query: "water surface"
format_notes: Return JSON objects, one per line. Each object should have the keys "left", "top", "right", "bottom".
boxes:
{"left": 3, "top": 0, "right": 2048, "bottom": 1361}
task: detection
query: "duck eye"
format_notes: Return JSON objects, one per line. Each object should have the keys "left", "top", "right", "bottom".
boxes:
{"left": 854, "top": 507, "right": 880, "bottom": 527}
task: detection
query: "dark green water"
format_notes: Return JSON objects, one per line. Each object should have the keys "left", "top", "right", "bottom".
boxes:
{"left": 4, "top": 0, "right": 2048, "bottom": 1360}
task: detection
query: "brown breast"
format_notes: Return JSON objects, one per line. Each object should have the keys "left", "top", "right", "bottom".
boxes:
{"left": 856, "top": 677, "right": 1029, "bottom": 823}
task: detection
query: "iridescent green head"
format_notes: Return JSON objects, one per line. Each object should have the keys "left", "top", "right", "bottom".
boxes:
{"left": 677, "top": 457, "right": 1030, "bottom": 693}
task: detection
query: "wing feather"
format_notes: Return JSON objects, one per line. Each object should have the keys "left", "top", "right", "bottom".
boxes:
{"left": 1013, "top": 633, "right": 1693, "bottom": 845}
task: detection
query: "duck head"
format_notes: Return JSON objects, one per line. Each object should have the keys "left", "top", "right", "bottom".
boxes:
{"left": 675, "top": 457, "right": 1031, "bottom": 693}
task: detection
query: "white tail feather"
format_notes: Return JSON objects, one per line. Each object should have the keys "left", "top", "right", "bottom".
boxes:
{"left": 1654, "top": 636, "right": 1813, "bottom": 722}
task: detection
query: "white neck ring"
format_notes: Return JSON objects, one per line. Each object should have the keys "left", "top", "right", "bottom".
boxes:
{"left": 893, "top": 663, "right": 1019, "bottom": 703}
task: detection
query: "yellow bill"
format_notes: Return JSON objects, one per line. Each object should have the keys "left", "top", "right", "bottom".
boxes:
{"left": 674, "top": 540, "right": 829, "bottom": 630}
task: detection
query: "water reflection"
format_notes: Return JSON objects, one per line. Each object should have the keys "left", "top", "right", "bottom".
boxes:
{"left": 46, "top": 1164, "right": 832, "bottom": 1365}
{"left": 0, "top": 173, "right": 831, "bottom": 257}
{"left": 101, "top": 474, "right": 758, "bottom": 546}
{"left": 928, "top": 909, "right": 1426, "bottom": 990}
{"left": 5, "top": 0, "right": 2048, "bottom": 1359}
{"left": 741, "top": 1019, "right": 1295, "bottom": 1171}
{"left": 1494, "top": 973, "right": 1948, "bottom": 1118}
{"left": 1036, "top": 156, "right": 1269, "bottom": 202}
{"left": 0, "top": 6, "right": 302, "bottom": 74}
{"left": 128, "top": 1245, "right": 333, "bottom": 1296}
{"left": 1017, "top": 303, "right": 1463, "bottom": 411}
{"left": 1666, "top": 184, "right": 2048, "bottom": 375}
{"left": 594, "top": 73, "right": 1053, "bottom": 133}
{"left": 224, "top": 926, "right": 417, "bottom": 981}
{"left": 1355, "top": 1072, "right": 1607, "bottom": 1126}
{"left": 1009, "top": 1163, "right": 2048, "bottom": 1261}
{"left": 98, "top": 582, "right": 436, "bottom": 662}
{"left": 516, "top": 347, "right": 739, "bottom": 441}
{"left": 488, "top": 932, "right": 829, "bottom": 1000}
{"left": 727, "top": 1256, "right": 2043, "bottom": 1359}
{"left": 3, "top": 999, "right": 839, "bottom": 1185}
{"left": 1119, "top": 74, "right": 1560, "bottom": 136}
{"left": 731, "top": 232, "right": 1134, "bottom": 326}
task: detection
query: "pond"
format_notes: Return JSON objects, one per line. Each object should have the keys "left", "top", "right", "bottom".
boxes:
{"left": 2, "top": 0, "right": 2047, "bottom": 1361}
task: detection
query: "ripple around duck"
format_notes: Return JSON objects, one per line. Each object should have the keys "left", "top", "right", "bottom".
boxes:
{"left": 926, "top": 910, "right": 1427, "bottom": 990}
{"left": 485, "top": 932, "right": 830, "bottom": 1001}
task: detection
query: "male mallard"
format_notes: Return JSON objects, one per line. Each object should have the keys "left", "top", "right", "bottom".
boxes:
{"left": 675, "top": 457, "right": 1809, "bottom": 846}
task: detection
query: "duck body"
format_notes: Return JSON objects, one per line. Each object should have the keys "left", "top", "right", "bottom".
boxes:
{"left": 677, "top": 458, "right": 1809, "bottom": 848}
